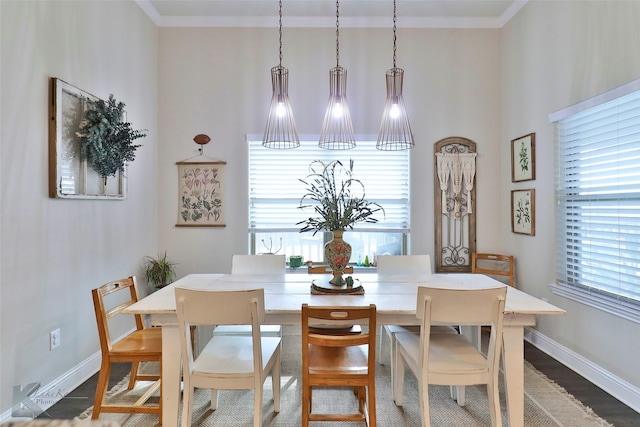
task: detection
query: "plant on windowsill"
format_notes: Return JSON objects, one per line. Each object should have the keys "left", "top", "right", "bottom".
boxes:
{"left": 143, "top": 251, "right": 177, "bottom": 290}
{"left": 297, "top": 159, "right": 384, "bottom": 284}
{"left": 76, "top": 94, "right": 147, "bottom": 184}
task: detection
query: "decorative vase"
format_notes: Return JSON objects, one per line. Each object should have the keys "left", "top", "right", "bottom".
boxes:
{"left": 324, "top": 229, "right": 352, "bottom": 285}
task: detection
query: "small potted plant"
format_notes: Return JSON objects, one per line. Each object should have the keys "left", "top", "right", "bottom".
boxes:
{"left": 143, "top": 251, "right": 177, "bottom": 290}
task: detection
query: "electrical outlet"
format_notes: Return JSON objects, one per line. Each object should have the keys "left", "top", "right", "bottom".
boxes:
{"left": 50, "top": 329, "right": 61, "bottom": 350}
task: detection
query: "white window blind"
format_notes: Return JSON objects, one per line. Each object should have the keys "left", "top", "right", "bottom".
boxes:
{"left": 554, "top": 88, "right": 640, "bottom": 304}
{"left": 248, "top": 137, "right": 410, "bottom": 234}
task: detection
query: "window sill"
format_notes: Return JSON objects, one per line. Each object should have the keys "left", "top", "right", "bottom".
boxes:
{"left": 286, "top": 266, "right": 378, "bottom": 274}
{"left": 549, "top": 283, "right": 640, "bottom": 325}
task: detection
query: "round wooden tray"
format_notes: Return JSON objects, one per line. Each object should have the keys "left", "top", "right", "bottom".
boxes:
{"left": 310, "top": 278, "right": 364, "bottom": 295}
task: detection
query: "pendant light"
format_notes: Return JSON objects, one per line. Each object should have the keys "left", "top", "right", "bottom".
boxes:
{"left": 319, "top": 0, "right": 355, "bottom": 150}
{"left": 377, "top": 0, "right": 414, "bottom": 150}
{"left": 263, "top": 0, "right": 299, "bottom": 149}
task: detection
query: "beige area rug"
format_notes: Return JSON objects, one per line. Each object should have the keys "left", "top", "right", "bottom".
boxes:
{"left": 79, "top": 327, "right": 613, "bottom": 427}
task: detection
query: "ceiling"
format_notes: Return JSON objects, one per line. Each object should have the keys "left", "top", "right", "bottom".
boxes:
{"left": 136, "top": 0, "right": 528, "bottom": 28}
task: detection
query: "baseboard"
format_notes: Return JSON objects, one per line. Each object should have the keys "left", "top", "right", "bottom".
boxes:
{"left": 0, "top": 351, "right": 101, "bottom": 423}
{"left": 525, "top": 327, "right": 640, "bottom": 413}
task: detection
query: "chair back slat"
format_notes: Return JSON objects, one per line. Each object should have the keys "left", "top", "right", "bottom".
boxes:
{"left": 307, "top": 265, "right": 354, "bottom": 274}
{"left": 472, "top": 253, "right": 515, "bottom": 287}
{"left": 416, "top": 286, "right": 507, "bottom": 325}
{"left": 175, "top": 287, "right": 265, "bottom": 326}
{"left": 104, "top": 300, "right": 135, "bottom": 320}
{"left": 231, "top": 254, "right": 285, "bottom": 274}
{"left": 377, "top": 255, "right": 432, "bottom": 274}
{"left": 302, "top": 305, "right": 376, "bottom": 349}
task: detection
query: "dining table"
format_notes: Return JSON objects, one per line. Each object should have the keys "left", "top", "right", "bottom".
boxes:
{"left": 124, "top": 271, "right": 565, "bottom": 427}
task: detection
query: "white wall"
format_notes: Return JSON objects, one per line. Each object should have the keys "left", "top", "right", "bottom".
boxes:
{"left": 501, "top": 1, "right": 640, "bottom": 392}
{"left": 0, "top": 0, "right": 158, "bottom": 417}
{"left": 157, "top": 26, "right": 502, "bottom": 276}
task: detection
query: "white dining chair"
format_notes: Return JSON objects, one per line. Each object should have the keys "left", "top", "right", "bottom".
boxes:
{"left": 212, "top": 254, "right": 284, "bottom": 338}
{"left": 376, "top": 255, "right": 460, "bottom": 400}
{"left": 175, "top": 287, "right": 281, "bottom": 427}
{"left": 393, "top": 285, "right": 506, "bottom": 427}
{"left": 376, "top": 255, "right": 456, "bottom": 364}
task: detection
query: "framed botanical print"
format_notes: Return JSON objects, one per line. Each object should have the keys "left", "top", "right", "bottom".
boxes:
{"left": 511, "top": 189, "right": 535, "bottom": 235}
{"left": 176, "top": 161, "right": 226, "bottom": 227}
{"left": 511, "top": 133, "right": 536, "bottom": 182}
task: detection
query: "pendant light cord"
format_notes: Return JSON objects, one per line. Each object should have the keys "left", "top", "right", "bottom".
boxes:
{"left": 335, "top": 0, "right": 340, "bottom": 67}
{"left": 279, "top": 0, "right": 283, "bottom": 67}
{"left": 393, "top": 0, "right": 397, "bottom": 68}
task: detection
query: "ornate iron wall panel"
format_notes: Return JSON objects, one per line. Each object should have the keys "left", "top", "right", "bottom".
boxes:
{"left": 434, "top": 137, "right": 477, "bottom": 272}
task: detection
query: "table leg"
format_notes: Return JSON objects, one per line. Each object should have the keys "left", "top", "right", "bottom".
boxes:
{"left": 161, "top": 324, "right": 181, "bottom": 427}
{"left": 503, "top": 325, "right": 524, "bottom": 427}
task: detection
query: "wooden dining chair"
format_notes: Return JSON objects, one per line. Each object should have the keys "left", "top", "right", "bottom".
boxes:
{"left": 471, "top": 253, "right": 516, "bottom": 287}
{"left": 175, "top": 287, "right": 281, "bottom": 427}
{"left": 212, "top": 255, "right": 283, "bottom": 338}
{"left": 393, "top": 285, "right": 507, "bottom": 427}
{"left": 307, "top": 265, "right": 354, "bottom": 274}
{"left": 307, "top": 264, "right": 360, "bottom": 334}
{"left": 91, "top": 276, "right": 162, "bottom": 422}
{"left": 301, "top": 304, "right": 377, "bottom": 427}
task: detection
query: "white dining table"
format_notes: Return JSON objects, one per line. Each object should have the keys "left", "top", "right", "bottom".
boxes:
{"left": 124, "top": 272, "right": 565, "bottom": 427}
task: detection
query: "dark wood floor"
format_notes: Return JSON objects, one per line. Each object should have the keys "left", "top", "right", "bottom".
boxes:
{"left": 39, "top": 342, "right": 639, "bottom": 425}
{"left": 523, "top": 341, "right": 640, "bottom": 426}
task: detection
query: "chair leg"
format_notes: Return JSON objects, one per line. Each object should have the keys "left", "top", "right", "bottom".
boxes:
{"left": 487, "top": 379, "right": 502, "bottom": 427}
{"left": 181, "top": 383, "right": 194, "bottom": 427}
{"left": 393, "top": 349, "right": 405, "bottom": 406}
{"left": 272, "top": 354, "right": 281, "bottom": 413}
{"left": 389, "top": 331, "right": 397, "bottom": 395}
{"left": 157, "top": 360, "right": 162, "bottom": 425}
{"left": 129, "top": 361, "right": 140, "bottom": 389}
{"left": 91, "top": 360, "right": 111, "bottom": 419}
{"left": 210, "top": 389, "right": 218, "bottom": 410}
{"left": 368, "top": 382, "right": 376, "bottom": 427}
{"left": 301, "top": 385, "right": 310, "bottom": 427}
{"left": 457, "top": 386, "right": 466, "bottom": 406}
{"left": 377, "top": 326, "right": 388, "bottom": 364}
{"left": 254, "top": 382, "right": 263, "bottom": 427}
{"left": 419, "top": 379, "right": 431, "bottom": 427}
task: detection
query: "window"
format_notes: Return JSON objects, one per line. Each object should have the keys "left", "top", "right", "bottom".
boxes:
{"left": 551, "top": 80, "right": 640, "bottom": 321}
{"left": 248, "top": 137, "right": 410, "bottom": 265}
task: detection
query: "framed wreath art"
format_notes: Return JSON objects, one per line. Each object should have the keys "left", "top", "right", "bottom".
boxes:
{"left": 48, "top": 78, "right": 146, "bottom": 199}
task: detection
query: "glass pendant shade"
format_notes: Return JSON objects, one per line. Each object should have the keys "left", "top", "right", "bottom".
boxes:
{"left": 377, "top": 67, "right": 414, "bottom": 150}
{"left": 263, "top": 65, "right": 299, "bottom": 149}
{"left": 319, "top": 66, "right": 355, "bottom": 150}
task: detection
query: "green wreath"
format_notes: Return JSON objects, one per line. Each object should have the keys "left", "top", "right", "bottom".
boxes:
{"left": 76, "top": 94, "right": 146, "bottom": 180}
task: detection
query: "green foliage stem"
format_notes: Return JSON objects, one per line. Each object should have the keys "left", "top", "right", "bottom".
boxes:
{"left": 297, "top": 160, "right": 384, "bottom": 234}
{"left": 76, "top": 94, "right": 146, "bottom": 179}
